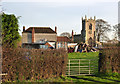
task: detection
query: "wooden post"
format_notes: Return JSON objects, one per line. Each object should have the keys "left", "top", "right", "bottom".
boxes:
{"left": 69, "top": 60, "right": 70, "bottom": 76}
{"left": 89, "top": 60, "right": 90, "bottom": 74}
{"left": 79, "top": 59, "right": 80, "bottom": 75}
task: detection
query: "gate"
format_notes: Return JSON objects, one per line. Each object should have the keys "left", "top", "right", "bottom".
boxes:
{"left": 66, "top": 59, "right": 98, "bottom": 76}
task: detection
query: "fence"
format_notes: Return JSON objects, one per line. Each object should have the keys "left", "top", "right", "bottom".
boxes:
{"left": 66, "top": 59, "right": 98, "bottom": 76}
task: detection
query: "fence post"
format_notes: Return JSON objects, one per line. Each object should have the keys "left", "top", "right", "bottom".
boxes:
{"left": 89, "top": 60, "right": 90, "bottom": 74}
{"left": 79, "top": 59, "right": 80, "bottom": 75}
{"left": 68, "top": 59, "right": 70, "bottom": 76}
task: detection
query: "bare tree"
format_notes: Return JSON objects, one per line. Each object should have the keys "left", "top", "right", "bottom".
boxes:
{"left": 60, "top": 32, "right": 70, "bottom": 38}
{"left": 96, "top": 19, "right": 111, "bottom": 42}
{"left": 113, "top": 24, "right": 119, "bottom": 40}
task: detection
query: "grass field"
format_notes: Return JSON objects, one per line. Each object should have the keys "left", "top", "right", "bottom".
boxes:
{"left": 68, "top": 51, "right": 99, "bottom": 59}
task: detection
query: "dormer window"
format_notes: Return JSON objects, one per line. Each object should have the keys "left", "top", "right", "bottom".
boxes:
{"left": 89, "top": 23, "right": 92, "bottom": 30}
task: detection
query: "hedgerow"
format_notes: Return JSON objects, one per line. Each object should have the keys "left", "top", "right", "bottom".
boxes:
{"left": 2, "top": 48, "right": 68, "bottom": 82}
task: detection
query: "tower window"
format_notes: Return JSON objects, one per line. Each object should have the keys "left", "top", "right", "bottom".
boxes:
{"left": 89, "top": 23, "right": 92, "bottom": 30}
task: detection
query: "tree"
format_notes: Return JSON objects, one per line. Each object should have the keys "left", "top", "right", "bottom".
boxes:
{"left": 2, "top": 13, "right": 21, "bottom": 48}
{"left": 60, "top": 32, "right": 70, "bottom": 38}
{"left": 96, "top": 19, "right": 111, "bottom": 42}
{"left": 113, "top": 24, "right": 119, "bottom": 40}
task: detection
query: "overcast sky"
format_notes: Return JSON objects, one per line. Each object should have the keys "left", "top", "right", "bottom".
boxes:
{"left": 1, "top": 0, "right": 119, "bottom": 38}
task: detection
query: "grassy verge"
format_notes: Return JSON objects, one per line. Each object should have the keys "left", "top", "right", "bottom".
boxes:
{"left": 4, "top": 75, "right": 120, "bottom": 83}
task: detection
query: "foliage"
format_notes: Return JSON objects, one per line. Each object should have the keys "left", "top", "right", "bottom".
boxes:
{"left": 2, "top": 13, "right": 20, "bottom": 48}
{"left": 2, "top": 48, "right": 68, "bottom": 82}
{"left": 96, "top": 19, "right": 111, "bottom": 42}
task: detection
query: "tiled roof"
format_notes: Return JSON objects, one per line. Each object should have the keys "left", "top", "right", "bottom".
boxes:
{"left": 57, "top": 36, "right": 71, "bottom": 42}
{"left": 23, "top": 27, "right": 56, "bottom": 33}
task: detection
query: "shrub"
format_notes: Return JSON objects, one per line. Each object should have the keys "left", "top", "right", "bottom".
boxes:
{"left": 98, "top": 46, "right": 120, "bottom": 74}
{"left": 2, "top": 48, "right": 68, "bottom": 82}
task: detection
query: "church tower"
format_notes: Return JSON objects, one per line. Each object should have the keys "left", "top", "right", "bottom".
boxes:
{"left": 81, "top": 15, "right": 96, "bottom": 47}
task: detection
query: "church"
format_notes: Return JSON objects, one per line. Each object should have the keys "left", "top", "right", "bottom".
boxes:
{"left": 72, "top": 15, "right": 99, "bottom": 47}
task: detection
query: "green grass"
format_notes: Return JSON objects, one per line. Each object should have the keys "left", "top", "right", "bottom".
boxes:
{"left": 68, "top": 51, "right": 99, "bottom": 59}
{"left": 7, "top": 75, "right": 120, "bottom": 83}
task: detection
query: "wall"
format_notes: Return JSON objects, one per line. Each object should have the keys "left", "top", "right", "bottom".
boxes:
{"left": 34, "top": 33, "right": 57, "bottom": 42}
{"left": 22, "top": 33, "right": 57, "bottom": 43}
{"left": 22, "top": 33, "right": 32, "bottom": 43}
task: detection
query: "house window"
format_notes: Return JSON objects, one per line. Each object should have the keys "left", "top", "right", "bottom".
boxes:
{"left": 39, "top": 45, "right": 48, "bottom": 49}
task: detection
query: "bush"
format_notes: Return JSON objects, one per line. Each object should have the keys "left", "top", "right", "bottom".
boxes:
{"left": 98, "top": 46, "right": 120, "bottom": 74}
{"left": 2, "top": 48, "right": 68, "bottom": 82}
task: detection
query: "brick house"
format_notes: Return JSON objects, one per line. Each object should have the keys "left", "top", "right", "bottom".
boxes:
{"left": 22, "top": 26, "right": 57, "bottom": 49}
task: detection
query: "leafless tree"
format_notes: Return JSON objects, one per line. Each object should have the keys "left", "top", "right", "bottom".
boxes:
{"left": 60, "top": 32, "right": 70, "bottom": 38}
{"left": 113, "top": 24, "right": 119, "bottom": 40}
{"left": 96, "top": 19, "right": 111, "bottom": 42}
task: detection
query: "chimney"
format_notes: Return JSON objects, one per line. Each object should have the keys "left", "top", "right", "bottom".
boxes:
{"left": 23, "top": 26, "right": 25, "bottom": 32}
{"left": 32, "top": 28, "right": 35, "bottom": 43}
{"left": 55, "top": 26, "right": 57, "bottom": 33}
{"left": 72, "top": 30, "right": 74, "bottom": 42}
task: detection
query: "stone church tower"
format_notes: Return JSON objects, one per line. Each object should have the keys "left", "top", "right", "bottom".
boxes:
{"left": 81, "top": 15, "right": 96, "bottom": 47}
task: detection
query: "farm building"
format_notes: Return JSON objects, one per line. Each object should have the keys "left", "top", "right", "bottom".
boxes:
{"left": 22, "top": 26, "right": 57, "bottom": 49}
{"left": 22, "top": 26, "right": 72, "bottom": 49}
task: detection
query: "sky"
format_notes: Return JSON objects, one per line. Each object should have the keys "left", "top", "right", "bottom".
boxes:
{"left": 1, "top": 0, "right": 119, "bottom": 38}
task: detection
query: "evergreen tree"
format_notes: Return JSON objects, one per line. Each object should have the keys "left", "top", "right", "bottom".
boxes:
{"left": 2, "top": 13, "right": 20, "bottom": 48}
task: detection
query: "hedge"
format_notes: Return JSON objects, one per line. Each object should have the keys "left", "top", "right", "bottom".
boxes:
{"left": 2, "top": 48, "right": 68, "bottom": 82}
{"left": 98, "top": 47, "right": 120, "bottom": 73}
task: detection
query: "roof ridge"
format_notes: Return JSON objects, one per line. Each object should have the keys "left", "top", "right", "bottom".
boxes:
{"left": 23, "top": 26, "right": 56, "bottom": 33}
